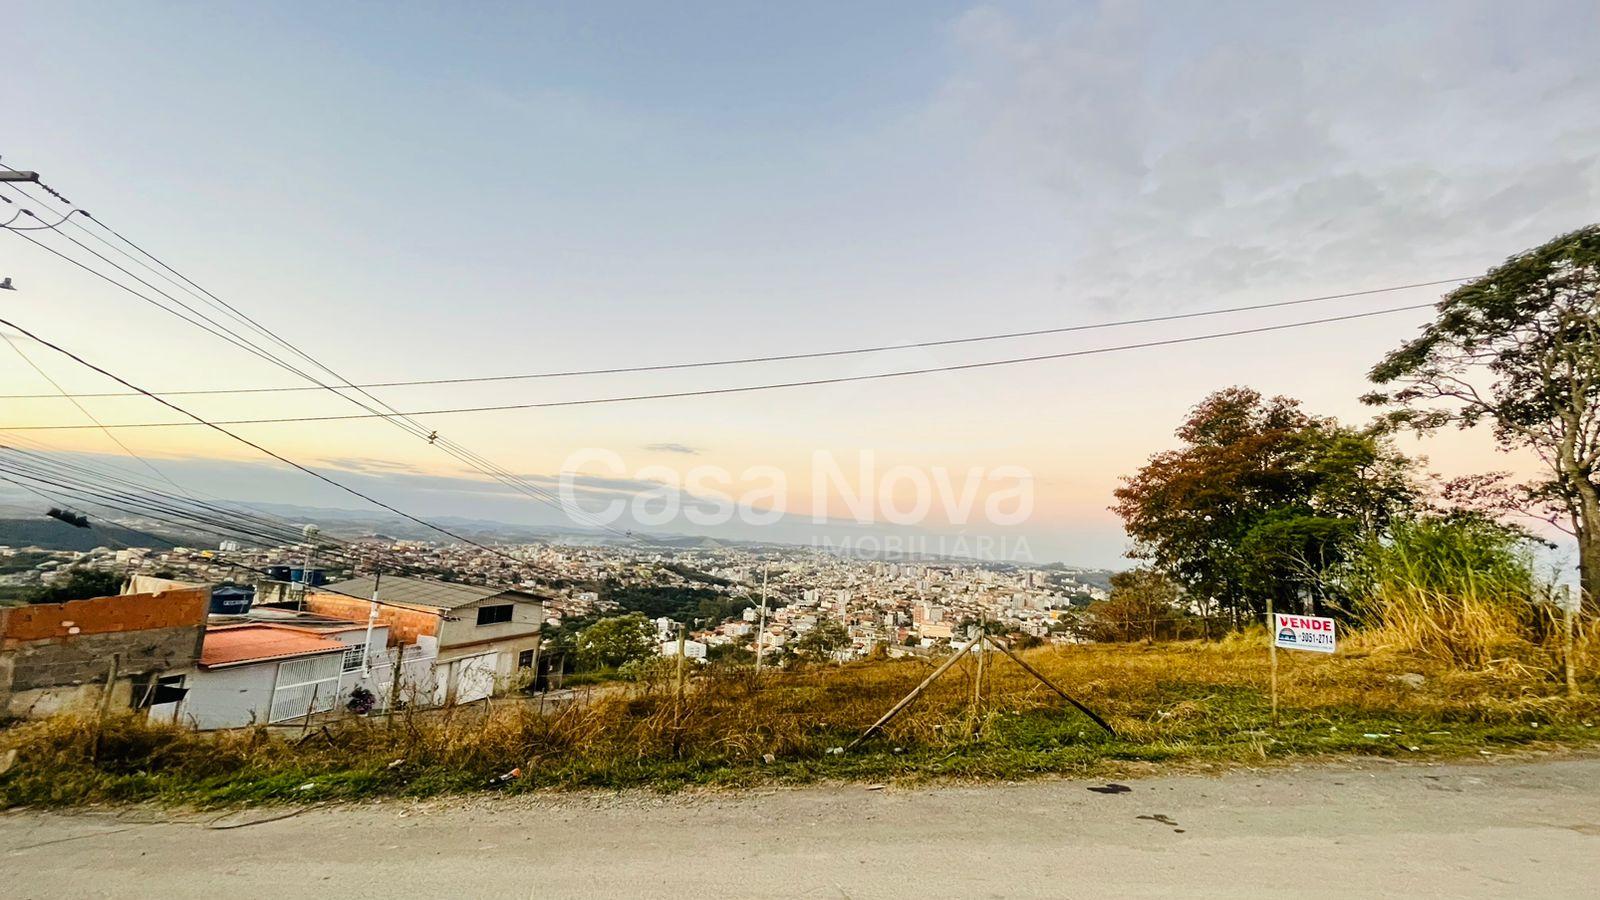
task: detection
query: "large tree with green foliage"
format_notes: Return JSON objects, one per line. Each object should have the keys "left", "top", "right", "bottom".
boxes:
{"left": 1367, "top": 225, "right": 1600, "bottom": 606}
{"left": 27, "top": 568, "right": 125, "bottom": 604}
{"left": 575, "top": 613, "right": 658, "bottom": 670}
{"left": 1078, "top": 568, "right": 1196, "bottom": 642}
{"left": 792, "top": 617, "right": 850, "bottom": 660}
{"left": 1113, "top": 387, "right": 1417, "bottom": 624}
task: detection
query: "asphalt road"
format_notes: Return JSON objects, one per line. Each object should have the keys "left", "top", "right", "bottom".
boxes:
{"left": 3, "top": 755, "right": 1597, "bottom": 898}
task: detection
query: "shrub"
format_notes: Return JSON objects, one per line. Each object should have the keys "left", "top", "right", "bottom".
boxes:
{"left": 1342, "top": 515, "right": 1545, "bottom": 667}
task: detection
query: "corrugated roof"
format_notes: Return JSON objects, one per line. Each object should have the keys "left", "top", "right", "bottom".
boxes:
{"left": 201, "top": 624, "right": 348, "bottom": 668}
{"left": 322, "top": 575, "right": 544, "bottom": 611}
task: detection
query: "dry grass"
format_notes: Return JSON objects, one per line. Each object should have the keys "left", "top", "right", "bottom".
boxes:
{"left": 4, "top": 633, "right": 1598, "bottom": 808}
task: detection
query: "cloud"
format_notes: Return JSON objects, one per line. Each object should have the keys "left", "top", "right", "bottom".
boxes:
{"left": 938, "top": 1, "right": 1600, "bottom": 311}
{"left": 643, "top": 442, "right": 703, "bottom": 455}
{"left": 318, "top": 456, "right": 427, "bottom": 475}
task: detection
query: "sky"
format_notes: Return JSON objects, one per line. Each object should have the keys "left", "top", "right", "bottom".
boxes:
{"left": 2, "top": 1, "right": 1597, "bottom": 568}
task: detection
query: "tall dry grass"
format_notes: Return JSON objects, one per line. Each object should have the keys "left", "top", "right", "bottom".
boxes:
{"left": 5, "top": 626, "right": 1597, "bottom": 807}
{"left": 1343, "top": 517, "right": 1555, "bottom": 669}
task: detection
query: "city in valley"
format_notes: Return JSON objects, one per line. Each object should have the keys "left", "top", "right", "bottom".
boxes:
{"left": 2, "top": 3, "right": 1598, "bottom": 897}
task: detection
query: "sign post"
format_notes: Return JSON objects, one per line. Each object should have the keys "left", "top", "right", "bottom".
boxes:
{"left": 1267, "top": 604, "right": 1337, "bottom": 727}
{"left": 1267, "top": 597, "right": 1277, "bottom": 727}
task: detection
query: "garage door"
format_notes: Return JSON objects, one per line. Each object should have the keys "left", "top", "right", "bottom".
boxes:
{"left": 453, "top": 653, "right": 498, "bottom": 704}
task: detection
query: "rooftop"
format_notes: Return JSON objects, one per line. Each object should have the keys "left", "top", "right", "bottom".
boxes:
{"left": 200, "top": 624, "right": 348, "bottom": 668}
{"left": 321, "top": 575, "right": 545, "bottom": 611}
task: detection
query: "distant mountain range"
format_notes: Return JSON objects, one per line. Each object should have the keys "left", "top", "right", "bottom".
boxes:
{"left": 0, "top": 500, "right": 1112, "bottom": 575}
{"left": 0, "top": 517, "right": 206, "bottom": 552}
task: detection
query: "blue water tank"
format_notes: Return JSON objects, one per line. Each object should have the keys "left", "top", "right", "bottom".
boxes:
{"left": 209, "top": 585, "right": 255, "bottom": 615}
{"left": 288, "top": 568, "right": 326, "bottom": 586}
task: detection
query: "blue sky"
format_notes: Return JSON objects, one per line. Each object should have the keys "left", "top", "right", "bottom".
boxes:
{"left": 2, "top": 2, "right": 1597, "bottom": 568}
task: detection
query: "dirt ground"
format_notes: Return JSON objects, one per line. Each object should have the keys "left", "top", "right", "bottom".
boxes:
{"left": 2, "top": 753, "right": 1597, "bottom": 898}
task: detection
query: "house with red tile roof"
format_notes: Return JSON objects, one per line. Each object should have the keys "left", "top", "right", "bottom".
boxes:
{"left": 178, "top": 621, "right": 390, "bottom": 729}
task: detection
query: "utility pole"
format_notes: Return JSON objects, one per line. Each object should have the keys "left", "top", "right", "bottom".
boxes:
{"left": 361, "top": 567, "right": 383, "bottom": 676}
{"left": 296, "top": 524, "right": 319, "bottom": 610}
{"left": 753, "top": 562, "right": 770, "bottom": 676}
{"left": 0, "top": 171, "right": 39, "bottom": 183}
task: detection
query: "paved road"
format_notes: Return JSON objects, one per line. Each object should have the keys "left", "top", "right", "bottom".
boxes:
{"left": 3, "top": 755, "right": 1597, "bottom": 898}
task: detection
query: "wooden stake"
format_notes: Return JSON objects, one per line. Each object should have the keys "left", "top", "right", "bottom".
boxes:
{"left": 300, "top": 685, "right": 319, "bottom": 738}
{"left": 986, "top": 635, "right": 1116, "bottom": 737}
{"left": 93, "top": 653, "right": 120, "bottom": 762}
{"left": 848, "top": 632, "right": 982, "bottom": 751}
{"left": 971, "top": 621, "right": 986, "bottom": 735}
{"left": 1564, "top": 589, "right": 1578, "bottom": 697}
{"left": 388, "top": 643, "right": 406, "bottom": 727}
{"left": 1267, "top": 596, "right": 1279, "bottom": 728}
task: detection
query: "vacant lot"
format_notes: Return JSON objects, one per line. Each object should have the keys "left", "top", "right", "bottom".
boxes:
{"left": 3, "top": 634, "right": 1597, "bottom": 807}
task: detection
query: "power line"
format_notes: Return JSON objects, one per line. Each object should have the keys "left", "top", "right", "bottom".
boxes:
{"left": 0, "top": 278, "right": 1466, "bottom": 399}
{"left": 0, "top": 176, "right": 640, "bottom": 541}
{"left": 0, "top": 472, "right": 471, "bottom": 618}
{"left": 0, "top": 315, "right": 553, "bottom": 573}
{"left": 0, "top": 301, "right": 1436, "bottom": 431}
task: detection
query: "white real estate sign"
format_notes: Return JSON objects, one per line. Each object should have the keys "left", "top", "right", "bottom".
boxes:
{"left": 1273, "top": 613, "right": 1337, "bottom": 653}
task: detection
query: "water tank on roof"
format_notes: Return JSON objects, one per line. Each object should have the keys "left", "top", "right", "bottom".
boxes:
{"left": 209, "top": 584, "right": 255, "bottom": 615}
{"left": 289, "top": 568, "right": 326, "bottom": 586}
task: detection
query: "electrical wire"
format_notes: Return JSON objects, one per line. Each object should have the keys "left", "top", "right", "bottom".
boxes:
{"left": 0, "top": 175, "right": 641, "bottom": 541}
{"left": 0, "top": 315, "right": 557, "bottom": 574}
{"left": 0, "top": 277, "right": 1465, "bottom": 399}
{"left": 0, "top": 301, "right": 1436, "bottom": 431}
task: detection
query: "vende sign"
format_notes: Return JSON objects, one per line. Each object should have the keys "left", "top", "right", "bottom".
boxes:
{"left": 1273, "top": 613, "right": 1337, "bottom": 653}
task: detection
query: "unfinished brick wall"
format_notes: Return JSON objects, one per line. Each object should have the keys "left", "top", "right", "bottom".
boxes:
{"left": 0, "top": 588, "right": 208, "bottom": 698}
{"left": 303, "top": 593, "right": 440, "bottom": 647}
{"left": 0, "top": 587, "right": 209, "bottom": 644}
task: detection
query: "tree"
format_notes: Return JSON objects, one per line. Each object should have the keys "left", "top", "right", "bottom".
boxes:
{"left": 27, "top": 568, "right": 125, "bottom": 604}
{"left": 1113, "top": 387, "right": 1418, "bottom": 625}
{"left": 1367, "top": 225, "right": 1600, "bottom": 606}
{"left": 575, "top": 614, "right": 657, "bottom": 670}
{"left": 1077, "top": 568, "right": 1193, "bottom": 642}
{"left": 792, "top": 617, "right": 850, "bottom": 660}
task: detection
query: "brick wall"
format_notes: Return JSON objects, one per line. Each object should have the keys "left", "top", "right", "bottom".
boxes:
{"left": 0, "top": 588, "right": 209, "bottom": 703}
{"left": 0, "top": 587, "right": 209, "bottom": 645}
{"left": 303, "top": 593, "right": 440, "bottom": 646}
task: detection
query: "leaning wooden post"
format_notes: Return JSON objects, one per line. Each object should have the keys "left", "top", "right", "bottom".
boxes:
{"left": 986, "top": 635, "right": 1116, "bottom": 737}
{"left": 300, "top": 685, "right": 319, "bottom": 738}
{"left": 848, "top": 632, "right": 982, "bottom": 751}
